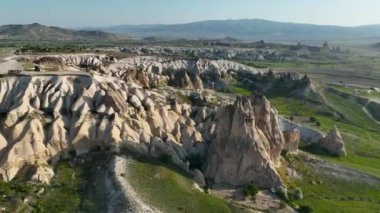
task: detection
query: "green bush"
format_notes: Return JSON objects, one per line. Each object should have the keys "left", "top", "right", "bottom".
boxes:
{"left": 0, "top": 181, "right": 11, "bottom": 195}
{"left": 298, "top": 205, "right": 313, "bottom": 213}
{"left": 186, "top": 153, "right": 203, "bottom": 170}
{"left": 275, "top": 186, "right": 289, "bottom": 201}
{"left": 244, "top": 182, "right": 259, "bottom": 198}
{"left": 288, "top": 187, "right": 303, "bottom": 200}
{"left": 309, "top": 116, "right": 317, "bottom": 122}
{"left": 159, "top": 154, "right": 172, "bottom": 164}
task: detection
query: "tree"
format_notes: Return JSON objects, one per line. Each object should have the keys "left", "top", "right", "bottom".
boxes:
{"left": 244, "top": 182, "right": 259, "bottom": 198}
{"left": 322, "top": 41, "right": 329, "bottom": 51}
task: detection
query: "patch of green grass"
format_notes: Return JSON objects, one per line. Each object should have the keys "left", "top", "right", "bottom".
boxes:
{"left": 33, "top": 162, "right": 82, "bottom": 212}
{"left": 32, "top": 154, "right": 110, "bottom": 212}
{"left": 22, "top": 62, "right": 35, "bottom": 71}
{"left": 324, "top": 90, "right": 380, "bottom": 131}
{"left": 270, "top": 97, "right": 316, "bottom": 117}
{"left": 242, "top": 61, "right": 306, "bottom": 69}
{"left": 270, "top": 96, "right": 380, "bottom": 178}
{"left": 231, "top": 85, "right": 252, "bottom": 96}
{"left": 289, "top": 155, "right": 380, "bottom": 213}
{"left": 127, "top": 159, "right": 245, "bottom": 213}
{"left": 328, "top": 84, "right": 380, "bottom": 101}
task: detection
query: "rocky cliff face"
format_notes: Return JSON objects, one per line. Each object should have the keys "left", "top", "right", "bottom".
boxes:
{"left": 204, "top": 96, "right": 284, "bottom": 188}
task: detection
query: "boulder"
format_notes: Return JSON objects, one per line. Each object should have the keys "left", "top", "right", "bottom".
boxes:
{"left": 193, "top": 169, "right": 206, "bottom": 188}
{"left": 31, "top": 166, "right": 55, "bottom": 184}
{"left": 319, "top": 126, "right": 346, "bottom": 157}
{"left": 129, "top": 95, "right": 142, "bottom": 108}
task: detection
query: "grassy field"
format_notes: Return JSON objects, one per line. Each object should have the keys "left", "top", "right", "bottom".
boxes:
{"left": 328, "top": 84, "right": 380, "bottom": 101}
{"left": 243, "top": 55, "right": 380, "bottom": 87}
{"left": 0, "top": 153, "right": 112, "bottom": 212}
{"left": 126, "top": 158, "right": 247, "bottom": 213}
{"left": 324, "top": 90, "right": 380, "bottom": 131}
{"left": 287, "top": 154, "right": 380, "bottom": 213}
{"left": 32, "top": 154, "right": 111, "bottom": 212}
{"left": 269, "top": 89, "right": 380, "bottom": 179}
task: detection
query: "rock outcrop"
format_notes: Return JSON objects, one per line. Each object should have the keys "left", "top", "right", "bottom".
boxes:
{"left": 319, "top": 126, "right": 346, "bottom": 157}
{"left": 283, "top": 129, "right": 300, "bottom": 153}
{"left": 107, "top": 56, "right": 261, "bottom": 90}
{"left": 120, "top": 46, "right": 294, "bottom": 62}
{"left": 279, "top": 118, "right": 324, "bottom": 143}
{"left": 34, "top": 54, "right": 112, "bottom": 72}
{"left": 204, "top": 96, "right": 284, "bottom": 188}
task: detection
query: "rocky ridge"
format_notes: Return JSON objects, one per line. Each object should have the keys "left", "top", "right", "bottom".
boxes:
{"left": 0, "top": 54, "right": 288, "bottom": 189}
{"left": 120, "top": 46, "right": 295, "bottom": 62}
{"left": 107, "top": 56, "right": 261, "bottom": 90}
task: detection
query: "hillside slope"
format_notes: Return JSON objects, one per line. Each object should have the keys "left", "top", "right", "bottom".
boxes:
{"left": 0, "top": 23, "right": 123, "bottom": 40}
{"left": 93, "top": 19, "right": 380, "bottom": 41}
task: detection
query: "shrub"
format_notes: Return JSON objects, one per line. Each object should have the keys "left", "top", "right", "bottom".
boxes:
{"left": 0, "top": 181, "right": 11, "bottom": 195}
{"left": 68, "top": 149, "right": 77, "bottom": 158}
{"left": 288, "top": 187, "right": 303, "bottom": 200}
{"left": 159, "top": 154, "right": 172, "bottom": 164}
{"left": 309, "top": 117, "right": 317, "bottom": 122}
{"left": 275, "top": 186, "right": 289, "bottom": 201}
{"left": 298, "top": 205, "right": 313, "bottom": 213}
{"left": 186, "top": 153, "right": 203, "bottom": 170}
{"left": 244, "top": 182, "right": 259, "bottom": 198}
{"left": 279, "top": 201, "right": 287, "bottom": 209}
{"left": 316, "top": 121, "right": 321, "bottom": 126}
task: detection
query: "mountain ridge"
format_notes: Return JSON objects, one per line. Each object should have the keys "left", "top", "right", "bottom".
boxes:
{"left": 85, "top": 19, "right": 380, "bottom": 41}
{"left": 0, "top": 23, "right": 124, "bottom": 41}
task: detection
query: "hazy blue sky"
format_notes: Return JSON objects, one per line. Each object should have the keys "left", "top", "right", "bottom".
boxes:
{"left": 0, "top": 0, "right": 379, "bottom": 27}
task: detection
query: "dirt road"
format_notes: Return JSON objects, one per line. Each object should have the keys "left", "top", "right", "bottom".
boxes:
{"left": 0, "top": 54, "right": 22, "bottom": 74}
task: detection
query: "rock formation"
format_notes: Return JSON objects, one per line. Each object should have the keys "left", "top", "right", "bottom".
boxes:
{"left": 0, "top": 74, "right": 213, "bottom": 182}
{"left": 204, "top": 96, "right": 284, "bottom": 188}
{"left": 283, "top": 129, "right": 300, "bottom": 152}
{"left": 107, "top": 56, "right": 261, "bottom": 90}
{"left": 120, "top": 46, "right": 294, "bottom": 62}
{"left": 34, "top": 54, "right": 111, "bottom": 72}
{"left": 319, "top": 126, "right": 346, "bottom": 157}
{"left": 0, "top": 54, "right": 288, "bottom": 190}
{"left": 279, "top": 118, "right": 324, "bottom": 143}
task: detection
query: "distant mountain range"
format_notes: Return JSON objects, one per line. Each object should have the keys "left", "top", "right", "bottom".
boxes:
{"left": 0, "top": 23, "right": 123, "bottom": 41}
{"left": 2, "top": 20, "right": 380, "bottom": 42}
{"left": 87, "top": 19, "right": 380, "bottom": 42}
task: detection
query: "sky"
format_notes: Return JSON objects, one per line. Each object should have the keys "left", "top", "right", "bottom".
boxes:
{"left": 0, "top": 0, "right": 380, "bottom": 28}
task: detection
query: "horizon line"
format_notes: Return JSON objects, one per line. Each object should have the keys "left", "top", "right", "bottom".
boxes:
{"left": 1, "top": 18, "right": 380, "bottom": 29}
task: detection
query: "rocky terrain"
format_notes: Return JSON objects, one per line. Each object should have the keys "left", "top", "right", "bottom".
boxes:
{"left": 120, "top": 46, "right": 294, "bottom": 62}
{"left": 0, "top": 54, "right": 289, "bottom": 187}
{"left": 0, "top": 52, "right": 357, "bottom": 212}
